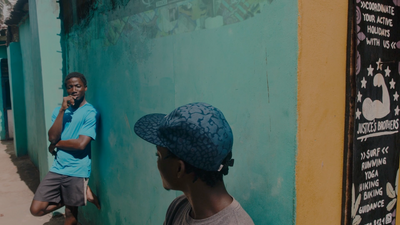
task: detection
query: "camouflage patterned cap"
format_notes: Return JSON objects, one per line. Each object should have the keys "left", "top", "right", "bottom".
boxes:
{"left": 134, "top": 102, "right": 234, "bottom": 171}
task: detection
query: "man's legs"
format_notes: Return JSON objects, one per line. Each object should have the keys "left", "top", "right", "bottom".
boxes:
{"left": 31, "top": 201, "right": 80, "bottom": 225}
{"left": 30, "top": 200, "right": 63, "bottom": 216}
{"left": 64, "top": 206, "right": 78, "bottom": 225}
{"left": 86, "top": 185, "right": 101, "bottom": 209}
{"left": 31, "top": 185, "right": 99, "bottom": 215}
{"left": 31, "top": 172, "right": 63, "bottom": 216}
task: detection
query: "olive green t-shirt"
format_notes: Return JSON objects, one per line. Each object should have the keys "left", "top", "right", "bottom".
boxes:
{"left": 164, "top": 195, "right": 254, "bottom": 225}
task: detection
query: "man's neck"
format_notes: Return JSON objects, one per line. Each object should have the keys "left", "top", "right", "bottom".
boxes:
{"left": 183, "top": 181, "right": 233, "bottom": 220}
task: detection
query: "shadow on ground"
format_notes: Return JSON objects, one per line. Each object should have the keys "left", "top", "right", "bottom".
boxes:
{"left": 2, "top": 140, "right": 66, "bottom": 225}
{"left": 43, "top": 213, "right": 65, "bottom": 225}
{"left": 3, "top": 140, "right": 40, "bottom": 193}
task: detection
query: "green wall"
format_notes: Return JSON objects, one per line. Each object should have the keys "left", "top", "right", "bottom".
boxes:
{"left": 64, "top": 0, "right": 298, "bottom": 224}
{"left": 28, "top": 0, "right": 51, "bottom": 178}
{"left": 32, "top": 0, "right": 64, "bottom": 173}
{"left": 7, "top": 42, "right": 28, "bottom": 156}
{"left": 0, "top": 46, "right": 8, "bottom": 140}
{"left": 19, "top": 16, "right": 42, "bottom": 168}
{"left": 0, "top": 67, "right": 6, "bottom": 141}
{"left": 15, "top": 0, "right": 64, "bottom": 177}
{"left": 0, "top": 46, "right": 7, "bottom": 58}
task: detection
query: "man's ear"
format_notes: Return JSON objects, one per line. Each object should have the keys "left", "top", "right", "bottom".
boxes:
{"left": 176, "top": 160, "right": 186, "bottom": 178}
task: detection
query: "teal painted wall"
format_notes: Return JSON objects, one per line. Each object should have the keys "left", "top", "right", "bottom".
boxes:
{"left": 28, "top": 0, "right": 50, "bottom": 178}
{"left": 7, "top": 42, "right": 28, "bottom": 156}
{"left": 19, "top": 16, "right": 41, "bottom": 168}
{"left": 0, "top": 47, "right": 8, "bottom": 140}
{"left": 15, "top": 0, "right": 64, "bottom": 177}
{"left": 0, "top": 47, "right": 7, "bottom": 58}
{"left": 0, "top": 59, "right": 6, "bottom": 140}
{"left": 33, "top": 0, "right": 64, "bottom": 174}
{"left": 64, "top": 0, "right": 298, "bottom": 224}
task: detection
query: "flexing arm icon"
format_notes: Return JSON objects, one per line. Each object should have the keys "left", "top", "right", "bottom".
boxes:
{"left": 362, "top": 73, "right": 390, "bottom": 121}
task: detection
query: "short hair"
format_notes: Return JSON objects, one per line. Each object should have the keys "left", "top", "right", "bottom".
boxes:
{"left": 64, "top": 72, "right": 87, "bottom": 87}
{"left": 167, "top": 150, "right": 234, "bottom": 187}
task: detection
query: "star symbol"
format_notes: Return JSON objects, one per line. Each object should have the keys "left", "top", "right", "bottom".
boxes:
{"left": 356, "top": 108, "right": 362, "bottom": 119}
{"left": 395, "top": 106, "right": 400, "bottom": 116}
{"left": 361, "top": 77, "right": 367, "bottom": 88}
{"left": 357, "top": 91, "right": 362, "bottom": 102}
{"left": 385, "top": 66, "right": 391, "bottom": 77}
{"left": 376, "top": 58, "right": 383, "bottom": 70}
{"left": 367, "top": 64, "right": 374, "bottom": 76}
{"left": 390, "top": 78, "right": 396, "bottom": 89}
{"left": 394, "top": 92, "right": 399, "bottom": 101}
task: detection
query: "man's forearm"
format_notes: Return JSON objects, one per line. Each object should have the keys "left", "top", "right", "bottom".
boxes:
{"left": 55, "top": 135, "right": 92, "bottom": 151}
{"left": 55, "top": 139, "right": 85, "bottom": 151}
{"left": 48, "top": 110, "right": 65, "bottom": 144}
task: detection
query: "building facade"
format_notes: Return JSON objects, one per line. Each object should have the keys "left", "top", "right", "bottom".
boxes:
{"left": 4, "top": 0, "right": 381, "bottom": 224}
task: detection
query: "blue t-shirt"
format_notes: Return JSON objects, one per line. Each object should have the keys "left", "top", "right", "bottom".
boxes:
{"left": 50, "top": 103, "right": 98, "bottom": 178}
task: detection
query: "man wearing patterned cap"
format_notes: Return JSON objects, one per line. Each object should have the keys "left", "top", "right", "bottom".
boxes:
{"left": 134, "top": 102, "right": 254, "bottom": 225}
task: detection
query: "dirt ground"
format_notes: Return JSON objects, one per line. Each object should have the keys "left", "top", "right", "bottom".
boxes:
{"left": 0, "top": 140, "right": 65, "bottom": 225}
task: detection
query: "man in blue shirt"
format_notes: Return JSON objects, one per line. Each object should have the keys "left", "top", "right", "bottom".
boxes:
{"left": 30, "top": 72, "right": 100, "bottom": 225}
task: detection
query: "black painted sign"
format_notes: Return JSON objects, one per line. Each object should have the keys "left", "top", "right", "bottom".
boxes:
{"left": 353, "top": 0, "right": 400, "bottom": 225}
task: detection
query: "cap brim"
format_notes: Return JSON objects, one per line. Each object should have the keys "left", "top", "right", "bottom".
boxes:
{"left": 134, "top": 113, "right": 167, "bottom": 147}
